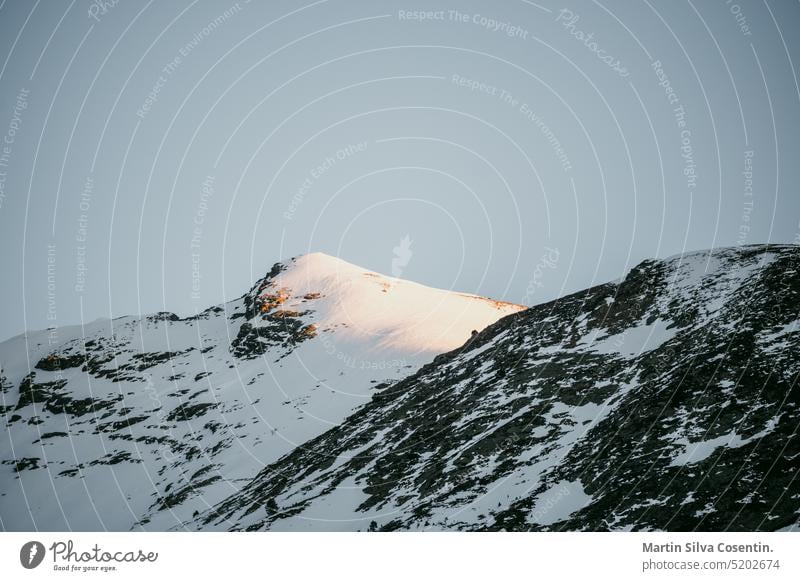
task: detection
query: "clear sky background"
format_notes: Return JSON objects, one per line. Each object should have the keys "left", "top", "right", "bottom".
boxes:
{"left": 0, "top": 0, "right": 798, "bottom": 341}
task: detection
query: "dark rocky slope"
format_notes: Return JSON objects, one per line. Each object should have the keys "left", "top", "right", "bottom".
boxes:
{"left": 199, "top": 245, "right": 800, "bottom": 531}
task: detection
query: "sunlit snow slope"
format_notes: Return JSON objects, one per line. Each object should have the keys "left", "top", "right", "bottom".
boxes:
{"left": 254, "top": 252, "right": 523, "bottom": 354}
{"left": 0, "top": 253, "right": 523, "bottom": 531}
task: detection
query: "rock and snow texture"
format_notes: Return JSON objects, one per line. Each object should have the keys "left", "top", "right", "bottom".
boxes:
{"left": 0, "top": 253, "right": 522, "bottom": 531}
{"left": 199, "top": 245, "right": 800, "bottom": 532}
{"left": 3, "top": 245, "right": 799, "bottom": 532}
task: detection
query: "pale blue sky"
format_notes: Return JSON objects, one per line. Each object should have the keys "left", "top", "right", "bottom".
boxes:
{"left": 1, "top": 0, "right": 798, "bottom": 341}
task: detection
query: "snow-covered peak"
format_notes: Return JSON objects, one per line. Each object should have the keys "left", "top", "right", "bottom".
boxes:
{"left": 253, "top": 252, "right": 525, "bottom": 355}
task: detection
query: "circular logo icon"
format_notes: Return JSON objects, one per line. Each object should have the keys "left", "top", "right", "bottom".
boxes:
{"left": 19, "top": 541, "right": 45, "bottom": 569}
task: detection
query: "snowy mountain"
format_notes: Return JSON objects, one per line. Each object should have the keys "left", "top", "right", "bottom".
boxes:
{"left": 197, "top": 244, "right": 800, "bottom": 532}
{"left": 0, "top": 252, "right": 522, "bottom": 530}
